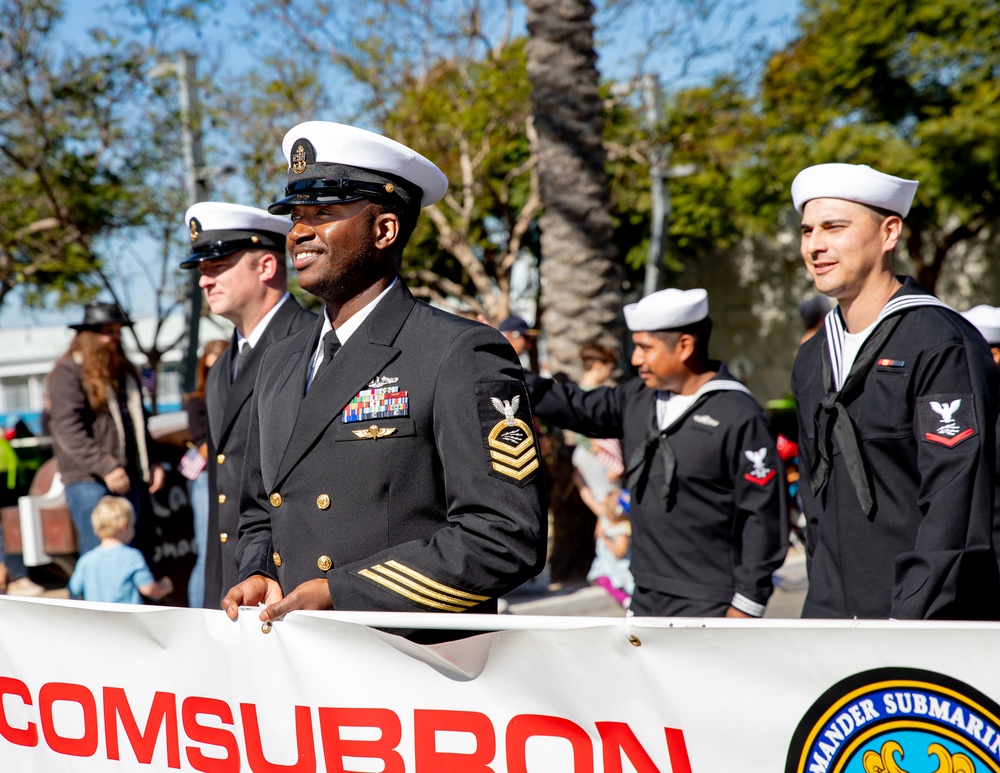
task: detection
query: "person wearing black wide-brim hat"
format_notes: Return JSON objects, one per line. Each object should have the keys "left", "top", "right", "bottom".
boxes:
{"left": 178, "top": 201, "right": 315, "bottom": 610}
{"left": 46, "top": 301, "right": 166, "bottom": 557}
{"left": 221, "top": 122, "right": 546, "bottom": 640}
{"left": 68, "top": 301, "right": 132, "bottom": 331}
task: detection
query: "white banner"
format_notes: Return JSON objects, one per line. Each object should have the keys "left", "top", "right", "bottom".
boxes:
{"left": 2, "top": 597, "right": 1000, "bottom": 772}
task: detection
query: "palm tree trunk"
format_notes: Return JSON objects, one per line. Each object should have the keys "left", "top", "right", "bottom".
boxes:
{"left": 526, "top": 0, "right": 622, "bottom": 584}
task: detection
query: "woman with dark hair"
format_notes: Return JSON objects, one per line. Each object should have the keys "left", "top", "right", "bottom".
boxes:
{"left": 46, "top": 301, "right": 165, "bottom": 557}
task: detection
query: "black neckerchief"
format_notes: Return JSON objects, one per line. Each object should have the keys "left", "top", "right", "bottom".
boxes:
{"left": 810, "top": 281, "right": 951, "bottom": 518}
{"left": 625, "top": 368, "right": 752, "bottom": 512}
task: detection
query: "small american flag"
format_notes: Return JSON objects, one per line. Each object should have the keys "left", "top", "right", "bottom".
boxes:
{"left": 178, "top": 446, "right": 207, "bottom": 481}
{"left": 140, "top": 366, "right": 157, "bottom": 392}
{"left": 592, "top": 438, "right": 624, "bottom": 477}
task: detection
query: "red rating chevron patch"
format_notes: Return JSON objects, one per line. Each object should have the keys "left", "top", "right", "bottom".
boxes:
{"left": 918, "top": 393, "right": 978, "bottom": 448}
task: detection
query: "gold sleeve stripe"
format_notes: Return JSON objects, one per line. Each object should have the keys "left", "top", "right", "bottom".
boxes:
{"left": 370, "top": 565, "right": 478, "bottom": 607}
{"left": 492, "top": 458, "right": 539, "bottom": 481}
{"left": 358, "top": 569, "right": 467, "bottom": 612}
{"left": 384, "top": 560, "right": 491, "bottom": 602}
{"left": 489, "top": 446, "right": 538, "bottom": 468}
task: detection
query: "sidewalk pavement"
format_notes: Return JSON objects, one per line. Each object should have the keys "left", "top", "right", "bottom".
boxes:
{"left": 502, "top": 545, "right": 808, "bottom": 619}
{"left": 9, "top": 547, "right": 810, "bottom": 618}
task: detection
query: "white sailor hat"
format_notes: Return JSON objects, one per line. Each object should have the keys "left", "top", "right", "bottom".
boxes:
{"left": 624, "top": 288, "right": 709, "bottom": 332}
{"left": 791, "top": 163, "right": 919, "bottom": 218}
{"left": 181, "top": 202, "right": 292, "bottom": 269}
{"left": 961, "top": 305, "right": 1000, "bottom": 346}
{"left": 268, "top": 121, "right": 449, "bottom": 215}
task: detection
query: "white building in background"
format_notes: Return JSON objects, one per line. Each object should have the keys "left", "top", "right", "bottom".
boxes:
{"left": 0, "top": 314, "right": 233, "bottom": 435}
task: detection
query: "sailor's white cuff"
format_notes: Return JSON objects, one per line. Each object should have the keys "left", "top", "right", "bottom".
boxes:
{"left": 731, "top": 593, "right": 765, "bottom": 618}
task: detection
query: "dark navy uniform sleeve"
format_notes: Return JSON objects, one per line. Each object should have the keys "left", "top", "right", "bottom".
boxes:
{"left": 525, "top": 373, "right": 629, "bottom": 439}
{"left": 895, "top": 338, "right": 999, "bottom": 619}
{"left": 234, "top": 369, "right": 278, "bottom": 584}
{"left": 727, "top": 405, "right": 789, "bottom": 614}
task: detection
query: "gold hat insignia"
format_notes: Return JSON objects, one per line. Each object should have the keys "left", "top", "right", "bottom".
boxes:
{"left": 292, "top": 145, "right": 307, "bottom": 174}
{"left": 189, "top": 219, "right": 199, "bottom": 242}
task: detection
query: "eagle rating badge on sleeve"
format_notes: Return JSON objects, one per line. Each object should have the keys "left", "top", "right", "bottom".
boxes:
{"left": 476, "top": 383, "right": 539, "bottom": 485}
{"left": 743, "top": 447, "right": 777, "bottom": 486}
{"left": 918, "top": 393, "right": 977, "bottom": 448}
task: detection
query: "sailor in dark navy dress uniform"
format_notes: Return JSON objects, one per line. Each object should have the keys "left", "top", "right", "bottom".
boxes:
{"left": 527, "top": 289, "right": 788, "bottom": 618}
{"left": 180, "top": 202, "right": 316, "bottom": 608}
{"left": 791, "top": 163, "right": 1000, "bottom": 620}
{"left": 220, "top": 122, "right": 547, "bottom": 636}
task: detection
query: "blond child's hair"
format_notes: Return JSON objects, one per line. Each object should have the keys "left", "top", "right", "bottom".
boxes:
{"left": 90, "top": 496, "right": 135, "bottom": 539}
{"left": 604, "top": 489, "right": 631, "bottom": 524}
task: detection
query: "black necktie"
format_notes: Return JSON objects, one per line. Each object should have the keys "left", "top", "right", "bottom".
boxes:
{"left": 239, "top": 343, "right": 252, "bottom": 370}
{"left": 233, "top": 343, "right": 251, "bottom": 382}
{"left": 322, "top": 329, "right": 341, "bottom": 368}
{"left": 305, "top": 330, "right": 341, "bottom": 394}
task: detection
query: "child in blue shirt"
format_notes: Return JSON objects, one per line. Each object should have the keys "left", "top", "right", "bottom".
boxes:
{"left": 68, "top": 496, "right": 172, "bottom": 604}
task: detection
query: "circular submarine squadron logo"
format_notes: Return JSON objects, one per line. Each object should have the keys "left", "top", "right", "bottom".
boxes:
{"left": 786, "top": 669, "right": 1000, "bottom": 773}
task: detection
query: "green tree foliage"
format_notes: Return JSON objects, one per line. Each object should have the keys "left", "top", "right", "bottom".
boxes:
{"left": 651, "top": 0, "right": 1000, "bottom": 294}
{"left": 661, "top": 75, "right": 766, "bottom": 256}
{"left": 0, "top": 0, "right": 155, "bottom": 309}
{"left": 384, "top": 41, "right": 538, "bottom": 321}
{"left": 756, "top": 0, "right": 1000, "bottom": 290}
{"left": 238, "top": 0, "right": 542, "bottom": 321}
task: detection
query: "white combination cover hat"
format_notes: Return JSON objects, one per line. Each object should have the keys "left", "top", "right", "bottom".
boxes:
{"left": 182, "top": 202, "right": 292, "bottom": 268}
{"left": 624, "top": 288, "right": 709, "bottom": 332}
{"left": 270, "top": 121, "right": 448, "bottom": 214}
{"left": 961, "top": 305, "right": 1000, "bottom": 346}
{"left": 791, "top": 163, "right": 919, "bottom": 217}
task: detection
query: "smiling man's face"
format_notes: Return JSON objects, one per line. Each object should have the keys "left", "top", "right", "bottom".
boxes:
{"left": 287, "top": 201, "right": 398, "bottom": 307}
{"left": 799, "top": 197, "right": 899, "bottom": 304}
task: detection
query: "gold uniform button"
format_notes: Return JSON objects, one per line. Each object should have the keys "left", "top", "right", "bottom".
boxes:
{"left": 218, "top": 494, "right": 226, "bottom": 504}
{"left": 272, "top": 552, "right": 282, "bottom": 567}
{"left": 217, "top": 453, "right": 226, "bottom": 464}
{"left": 317, "top": 494, "right": 331, "bottom": 510}
{"left": 270, "top": 493, "right": 282, "bottom": 507}
{"left": 317, "top": 556, "right": 332, "bottom": 572}
{"left": 219, "top": 532, "right": 228, "bottom": 544}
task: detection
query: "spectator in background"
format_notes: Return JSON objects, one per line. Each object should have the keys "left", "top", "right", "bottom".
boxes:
{"left": 47, "top": 301, "right": 165, "bottom": 557}
{"left": 799, "top": 295, "right": 832, "bottom": 345}
{"left": 588, "top": 488, "right": 633, "bottom": 607}
{"left": 0, "top": 424, "right": 46, "bottom": 595}
{"left": 0, "top": 525, "right": 44, "bottom": 597}
{"left": 499, "top": 315, "right": 539, "bottom": 372}
{"left": 570, "top": 342, "right": 624, "bottom": 517}
{"left": 68, "top": 496, "right": 172, "bottom": 604}
{"left": 181, "top": 338, "right": 229, "bottom": 609}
